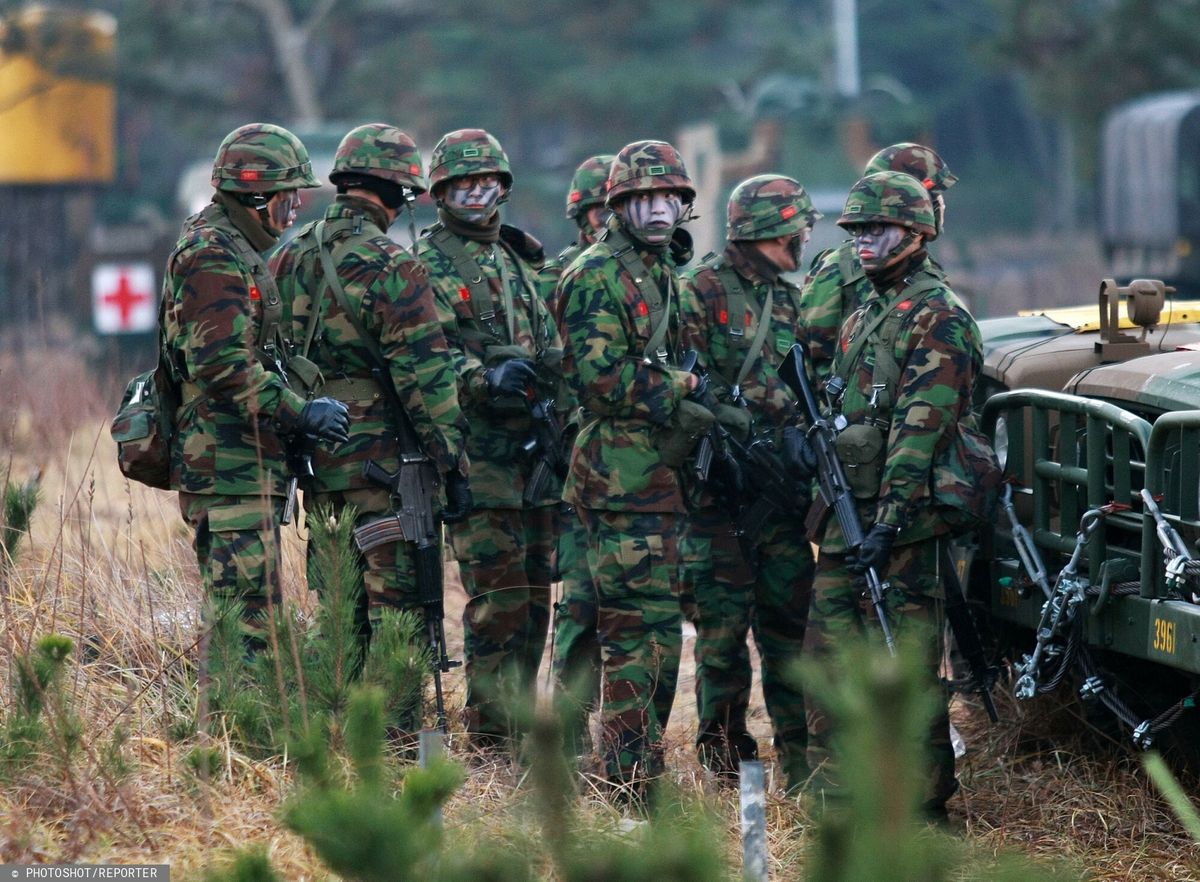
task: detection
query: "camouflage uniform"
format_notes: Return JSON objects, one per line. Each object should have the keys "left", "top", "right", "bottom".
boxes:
{"left": 797, "top": 143, "right": 956, "bottom": 387}
{"left": 163, "top": 124, "right": 321, "bottom": 644}
{"left": 416, "top": 129, "right": 563, "bottom": 749}
{"left": 269, "top": 124, "right": 469, "bottom": 690}
{"left": 559, "top": 140, "right": 706, "bottom": 793}
{"left": 804, "top": 172, "right": 981, "bottom": 815}
{"left": 678, "top": 174, "right": 821, "bottom": 786}
{"left": 541, "top": 153, "right": 616, "bottom": 753}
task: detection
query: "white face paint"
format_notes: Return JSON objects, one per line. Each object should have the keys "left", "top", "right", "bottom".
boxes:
{"left": 619, "top": 190, "right": 684, "bottom": 243}
{"left": 444, "top": 173, "right": 505, "bottom": 223}
{"left": 851, "top": 222, "right": 906, "bottom": 273}
{"left": 583, "top": 205, "right": 611, "bottom": 239}
{"left": 266, "top": 189, "right": 301, "bottom": 232}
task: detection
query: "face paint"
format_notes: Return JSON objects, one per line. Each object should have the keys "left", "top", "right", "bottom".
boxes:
{"left": 619, "top": 190, "right": 684, "bottom": 244}
{"left": 851, "top": 222, "right": 910, "bottom": 273}
{"left": 443, "top": 173, "right": 504, "bottom": 223}
{"left": 266, "top": 189, "right": 301, "bottom": 233}
{"left": 784, "top": 227, "right": 811, "bottom": 271}
{"left": 932, "top": 192, "right": 946, "bottom": 235}
{"left": 583, "top": 205, "right": 612, "bottom": 241}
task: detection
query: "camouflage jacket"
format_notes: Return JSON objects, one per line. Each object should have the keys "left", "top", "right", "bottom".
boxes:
{"left": 417, "top": 219, "right": 563, "bottom": 508}
{"left": 821, "top": 256, "right": 981, "bottom": 552}
{"left": 162, "top": 196, "right": 307, "bottom": 498}
{"left": 798, "top": 240, "right": 946, "bottom": 388}
{"left": 270, "top": 195, "right": 469, "bottom": 493}
{"left": 558, "top": 222, "right": 695, "bottom": 513}
{"left": 680, "top": 242, "right": 805, "bottom": 436}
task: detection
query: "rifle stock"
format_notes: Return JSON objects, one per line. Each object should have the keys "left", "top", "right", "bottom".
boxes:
{"left": 778, "top": 344, "right": 896, "bottom": 655}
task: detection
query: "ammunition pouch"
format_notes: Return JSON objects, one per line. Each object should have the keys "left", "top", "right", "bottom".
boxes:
{"left": 658, "top": 399, "right": 715, "bottom": 468}
{"left": 931, "top": 421, "right": 1003, "bottom": 536}
{"left": 834, "top": 423, "right": 886, "bottom": 500}
{"left": 711, "top": 402, "right": 751, "bottom": 443}
{"left": 110, "top": 365, "right": 179, "bottom": 491}
{"left": 286, "top": 354, "right": 325, "bottom": 398}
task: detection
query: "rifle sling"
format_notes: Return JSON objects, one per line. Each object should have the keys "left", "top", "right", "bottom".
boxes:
{"left": 609, "top": 228, "right": 673, "bottom": 363}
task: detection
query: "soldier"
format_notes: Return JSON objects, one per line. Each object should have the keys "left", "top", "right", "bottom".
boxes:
{"left": 543, "top": 152, "right": 616, "bottom": 757}
{"left": 797, "top": 143, "right": 956, "bottom": 385}
{"left": 558, "top": 139, "right": 712, "bottom": 799}
{"left": 416, "top": 128, "right": 563, "bottom": 752}
{"left": 163, "top": 123, "right": 349, "bottom": 654}
{"left": 547, "top": 154, "right": 616, "bottom": 316}
{"left": 788, "top": 171, "right": 982, "bottom": 820}
{"left": 678, "top": 174, "right": 821, "bottom": 787}
{"left": 269, "top": 124, "right": 472, "bottom": 707}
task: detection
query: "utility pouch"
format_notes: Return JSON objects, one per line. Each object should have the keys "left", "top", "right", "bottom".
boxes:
{"left": 658, "top": 399, "right": 715, "bottom": 468}
{"left": 931, "top": 420, "right": 1003, "bottom": 535}
{"left": 111, "top": 365, "right": 179, "bottom": 491}
{"left": 834, "top": 423, "right": 886, "bottom": 500}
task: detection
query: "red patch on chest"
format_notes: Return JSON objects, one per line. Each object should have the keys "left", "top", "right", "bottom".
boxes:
{"left": 637, "top": 300, "right": 649, "bottom": 316}
{"left": 249, "top": 286, "right": 261, "bottom": 301}
{"left": 459, "top": 286, "right": 471, "bottom": 302}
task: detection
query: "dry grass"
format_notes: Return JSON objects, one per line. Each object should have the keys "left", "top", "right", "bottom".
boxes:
{"left": 2, "top": 348, "right": 1200, "bottom": 880}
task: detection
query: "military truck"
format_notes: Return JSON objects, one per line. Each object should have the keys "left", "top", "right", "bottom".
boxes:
{"left": 971, "top": 278, "right": 1200, "bottom": 758}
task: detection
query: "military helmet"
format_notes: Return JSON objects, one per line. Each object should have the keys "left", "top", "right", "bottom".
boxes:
{"left": 605, "top": 140, "right": 696, "bottom": 207}
{"left": 428, "top": 128, "right": 512, "bottom": 192}
{"left": 566, "top": 153, "right": 616, "bottom": 219}
{"left": 726, "top": 174, "right": 821, "bottom": 241}
{"left": 329, "top": 123, "right": 426, "bottom": 194}
{"left": 837, "top": 171, "right": 937, "bottom": 239}
{"left": 211, "top": 123, "right": 320, "bottom": 193}
{"left": 863, "top": 142, "right": 957, "bottom": 193}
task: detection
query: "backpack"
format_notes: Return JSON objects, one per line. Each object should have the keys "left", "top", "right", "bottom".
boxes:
{"left": 110, "top": 296, "right": 180, "bottom": 491}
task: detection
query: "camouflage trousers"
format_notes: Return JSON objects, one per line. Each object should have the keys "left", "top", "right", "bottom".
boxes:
{"left": 550, "top": 502, "right": 600, "bottom": 754}
{"left": 448, "top": 504, "right": 555, "bottom": 746}
{"left": 681, "top": 508, "right": 814, "bottom": 786}
{"left": 577, "top": 507, "right": 683, "bottom": 791}
{"left": 305, "top": 487, "right": 433, "bottom": 686}
{"left": 804, "top": 536, "right": 957, "bottom": 810}
{"left": 179, "top": 492, "right": 283, "bottom": 647}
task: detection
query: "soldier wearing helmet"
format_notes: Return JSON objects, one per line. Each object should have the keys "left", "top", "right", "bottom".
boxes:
{"left": 797, "top": 142, "right": 956, "bottom": 386}
{"left": 558, "top": 138, "right": 711, "bottom": 801}
{"left": 162, "top": 123, "right": 350, "bottom": 657}
{"left": 269, "top": 123, "right": 471, "bottom": 722}
{"left": 788, "top": 169, "right": 983, "bottom": 821}
{"left": 416, "top": 128, "right": 565, "bottom": 754}
{"left": 677, "top": 173, "right": 821, "bottom": 787}
{"left": 543, "top": 151, "right": 615, "bottom": 758}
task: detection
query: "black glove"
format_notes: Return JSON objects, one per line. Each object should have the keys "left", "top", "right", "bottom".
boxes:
{"left": 847, "top": 523, "right": 900, "bottom": 576}
{"left": 441, "top": 469, "right": 473, "bottom": 524}
{"left": 782, "top": 425, "right": 817, "bottom": 481}
{"left": 687, "top": 372, "right": 716, "bottom": 409}
{"left": 485, "top": 358, "right": 536, "bottom": 398}
{"left": 298, "top": 397, "right": 350, "bottom": 444}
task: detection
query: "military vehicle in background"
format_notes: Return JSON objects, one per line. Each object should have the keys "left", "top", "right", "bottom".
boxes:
{"left": 970, "top": 277, "right": 1200, "bottom": 760}
{"left": 1101, "top": 90, "right": 1200, "bottom": 295}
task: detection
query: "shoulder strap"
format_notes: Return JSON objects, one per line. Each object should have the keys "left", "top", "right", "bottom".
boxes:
{"left": 608, "top": 227, "right": 672, "bottom": 363}
{"left": 204, "top": 213, "right": 286, "bottom": 359}
{"left": 426, "top": 223, "right": 499, "bottom": 333}
{"left": 834, "top": 274, "right": 946, "bottom": 408}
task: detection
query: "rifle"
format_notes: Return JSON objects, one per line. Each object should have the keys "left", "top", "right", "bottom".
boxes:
{"left": 353, "top": 362, "right": 462, "bottom": 734}
{"left": 778, "top": 343, "right": 897, "bottom": 655}
{"left": 939, "top": 544, "right": 1000, "bottom": 722}
{"left": 521, "top": 392, "right": 569, "bottom": 506}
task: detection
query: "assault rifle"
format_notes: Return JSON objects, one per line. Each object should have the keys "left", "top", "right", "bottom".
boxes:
{"left": 354, "top": 363, "right": 461, "bottom": 734}
{"left": 522, "top": 392, "right": 569, "bottom": 506}
{"left": 778, "top": 343, "right": 897, "bottom": 655}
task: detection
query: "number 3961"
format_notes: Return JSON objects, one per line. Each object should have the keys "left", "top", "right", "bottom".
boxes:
{"left": 1153, "top": 618, "right": 1176, "bottom": 655}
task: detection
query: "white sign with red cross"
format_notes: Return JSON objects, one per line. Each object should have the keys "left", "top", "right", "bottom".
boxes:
{"left": 92, "top": 262, "right": 157, "bottom": 334}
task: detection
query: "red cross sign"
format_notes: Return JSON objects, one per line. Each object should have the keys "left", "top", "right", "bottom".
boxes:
{"left": 93, "top": 263, "right": 156, "bottom": 334}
